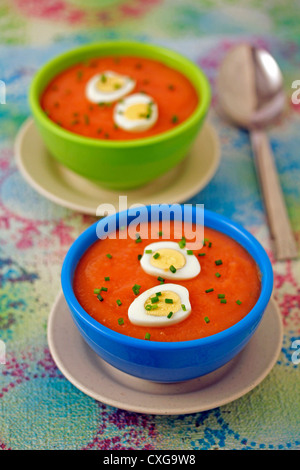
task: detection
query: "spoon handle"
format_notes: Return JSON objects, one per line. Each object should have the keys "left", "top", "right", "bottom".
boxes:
{"left": 250, "top": 129, "right": 298, "bottom": 260}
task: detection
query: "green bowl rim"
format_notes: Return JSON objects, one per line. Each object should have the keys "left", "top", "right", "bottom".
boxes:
{"left": 29, "top": 40, "right": 211, "bottom": 148}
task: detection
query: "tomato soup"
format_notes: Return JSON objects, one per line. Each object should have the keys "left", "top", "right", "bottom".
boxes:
{"left": 73, "top": 222, "right": 261, "bottom": 342}
{"left": 40, "top": 56, "right": 199, "bottom": 140}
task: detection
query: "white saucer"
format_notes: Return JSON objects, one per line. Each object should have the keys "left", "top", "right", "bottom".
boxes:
{"left": 47, "top": 292, "right": 283, "bottom": 415}
{"left": 15, "top": 118, "right": 220, "bottom": 215}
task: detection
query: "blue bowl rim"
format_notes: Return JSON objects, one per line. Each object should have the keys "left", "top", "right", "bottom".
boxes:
{"left": 61, "top": 206, "right": 273, "bottom": 351}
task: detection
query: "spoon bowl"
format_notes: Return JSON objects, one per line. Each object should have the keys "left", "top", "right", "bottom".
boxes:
{"left": 217, "top": 44, "right": 286, "bottom": 129}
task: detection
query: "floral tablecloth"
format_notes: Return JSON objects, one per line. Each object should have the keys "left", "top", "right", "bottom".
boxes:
{"left": 0, "top": 0, "right": 299, "bottom": 450}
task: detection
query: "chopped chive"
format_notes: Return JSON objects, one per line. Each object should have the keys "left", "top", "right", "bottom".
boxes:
{"left": 151, "top": 304, "right": 158, "bottom": 310}
{"left": 156, "top": 292, "right": 162, "bottom": 296}
{"left": 145, "top": 304, "right": 158, "bottom": 311}
{"left": 97, "top": 294, "right": 104, "bottom": 302}
{"left": 132, "top": 284, "right": 141, "bottom": 295}
{"left": 94, "top": 288, "right": 101, "bottom": 294}
{"left": 145, "top": 333, "right": 151, "bottom": 340}
{"left": 165, "top": 298, "right": 173, "bottom": 304}
{"left": 135, "top": 238, "right": 142, "bottom": 244}
{"left": 100, "top": 74, "right": 107, "bottom": 83}
{"left": 208, "top": 242, "right": 212, "bottom": 248}
{"left": 236, "top": 299, "right": 242, "bottom": 305}
{"left": 145, "top": 249, "right": 152, "bottom": 254}
{"left": 106, "top": 253, "right": 112, "bottom": 259}
{"left": 218, "top": 294, "right": 225, "bottom": 299}
{"left": 187, "top": 250, "right": 193, "bottom": 255}
{"left": 215, "top": 259, "right": 223, "bottom": 266}
{"left": 205, "top": 288, "right": 214, "bottom": 293}
{"left": 151, "top": 296, "right": 159, "bottom": 304}
{"left": 220, "top": 299, "right": 227, "bottom": 304}
{"left": 100, "top": 287, "right": 108, "bottom": 292}
{"left": 116, "top": 299, "right": 122, "bottom": 306}
{"left": 98, "top": 102, "right": 105, "bottom": 107}
{"left": 153, "top": 252, "right": 160, "bottom": 259}
{"left": 181, "top": 304, "right": 186, "bottom": 311}
{"left": 158, "top": 230, "right": 163, "bottom": 236}
{"left": 198, "top": 253, "right": 206, "bottom": 257}
{"left": 133, "top": 284, "right": 141, "bottom": 290}
{"left": 137, "top": 254, "right": 142, "bottom": 261}
{"left": 204, "top": 316, "right": 210, "bottom": 324}
{"left": 215, "top": 272, "right": 221, "bottom": 278}
{"left": 171, "top": 115, "right": 179, "bottom": 123}
{"left": 178, "top": 237, "right": 186, "bottom": 249}
{"left": 157, "top": 276, "right": 165, "bottom": 283}
{"left": 167, "top": 312, "right": 173, "bottom": 319}
{"left": 104, "top": 276, "right": 110, "bottom": 281}
{"left": 169, "top": 265, "right": 176, "bottom": 273}
{"left": 118, "top": 318, "right": 124, "bottom": 325}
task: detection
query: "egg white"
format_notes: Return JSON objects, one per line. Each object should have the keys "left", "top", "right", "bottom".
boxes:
{"left": 113, "top": 93, "right": 158, "bottom": 132}
{"left": 128, "top": 284, "right": 192, "bottom": 327}
{"left": 85, "top": 70, "right": 135, "bottom": 103}
{"left": 140, "top": 241, "right": 201, "bottom": 280}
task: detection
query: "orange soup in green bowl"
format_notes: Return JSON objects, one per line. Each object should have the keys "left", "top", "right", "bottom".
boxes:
{"left": 29, "top": 41, "right": 211, "bottom": 190}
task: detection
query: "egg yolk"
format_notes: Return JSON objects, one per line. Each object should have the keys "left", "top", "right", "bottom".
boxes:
{"left": 150, "top": 248, "right": 186, "bottom": 271}
{"left": 144, "top": 291, "right": 181, "bottom": 317}
{"left": 124, "top": 103, "right": 152, "bottom": 120}
{"left": 96, "top": 75, "right": 124, "bottom": 92}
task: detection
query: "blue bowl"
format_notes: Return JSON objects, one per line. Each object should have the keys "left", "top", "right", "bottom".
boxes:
{"left": 61, "top": 206, "right": 273, "bottom": 383}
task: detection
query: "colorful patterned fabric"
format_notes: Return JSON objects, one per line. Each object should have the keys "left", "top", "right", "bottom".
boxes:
{"left": 0, "top": 0, "right": 299, "bottom": 450}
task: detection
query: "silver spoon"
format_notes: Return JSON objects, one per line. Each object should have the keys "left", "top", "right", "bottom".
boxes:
{"left": 217, "top": 43, "right": 298, "bottom": 260}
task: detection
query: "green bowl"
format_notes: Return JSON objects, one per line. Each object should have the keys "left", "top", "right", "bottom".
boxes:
{"left": 29, "top": 41, "right": 211, "bottom": 190}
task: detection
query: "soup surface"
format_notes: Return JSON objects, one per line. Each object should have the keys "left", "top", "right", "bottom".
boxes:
{"left": 73, "top": 222, "right": 261, "bottom": 342}
{"left": 40, "top": 56, "right": 199, "bottom": 140}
